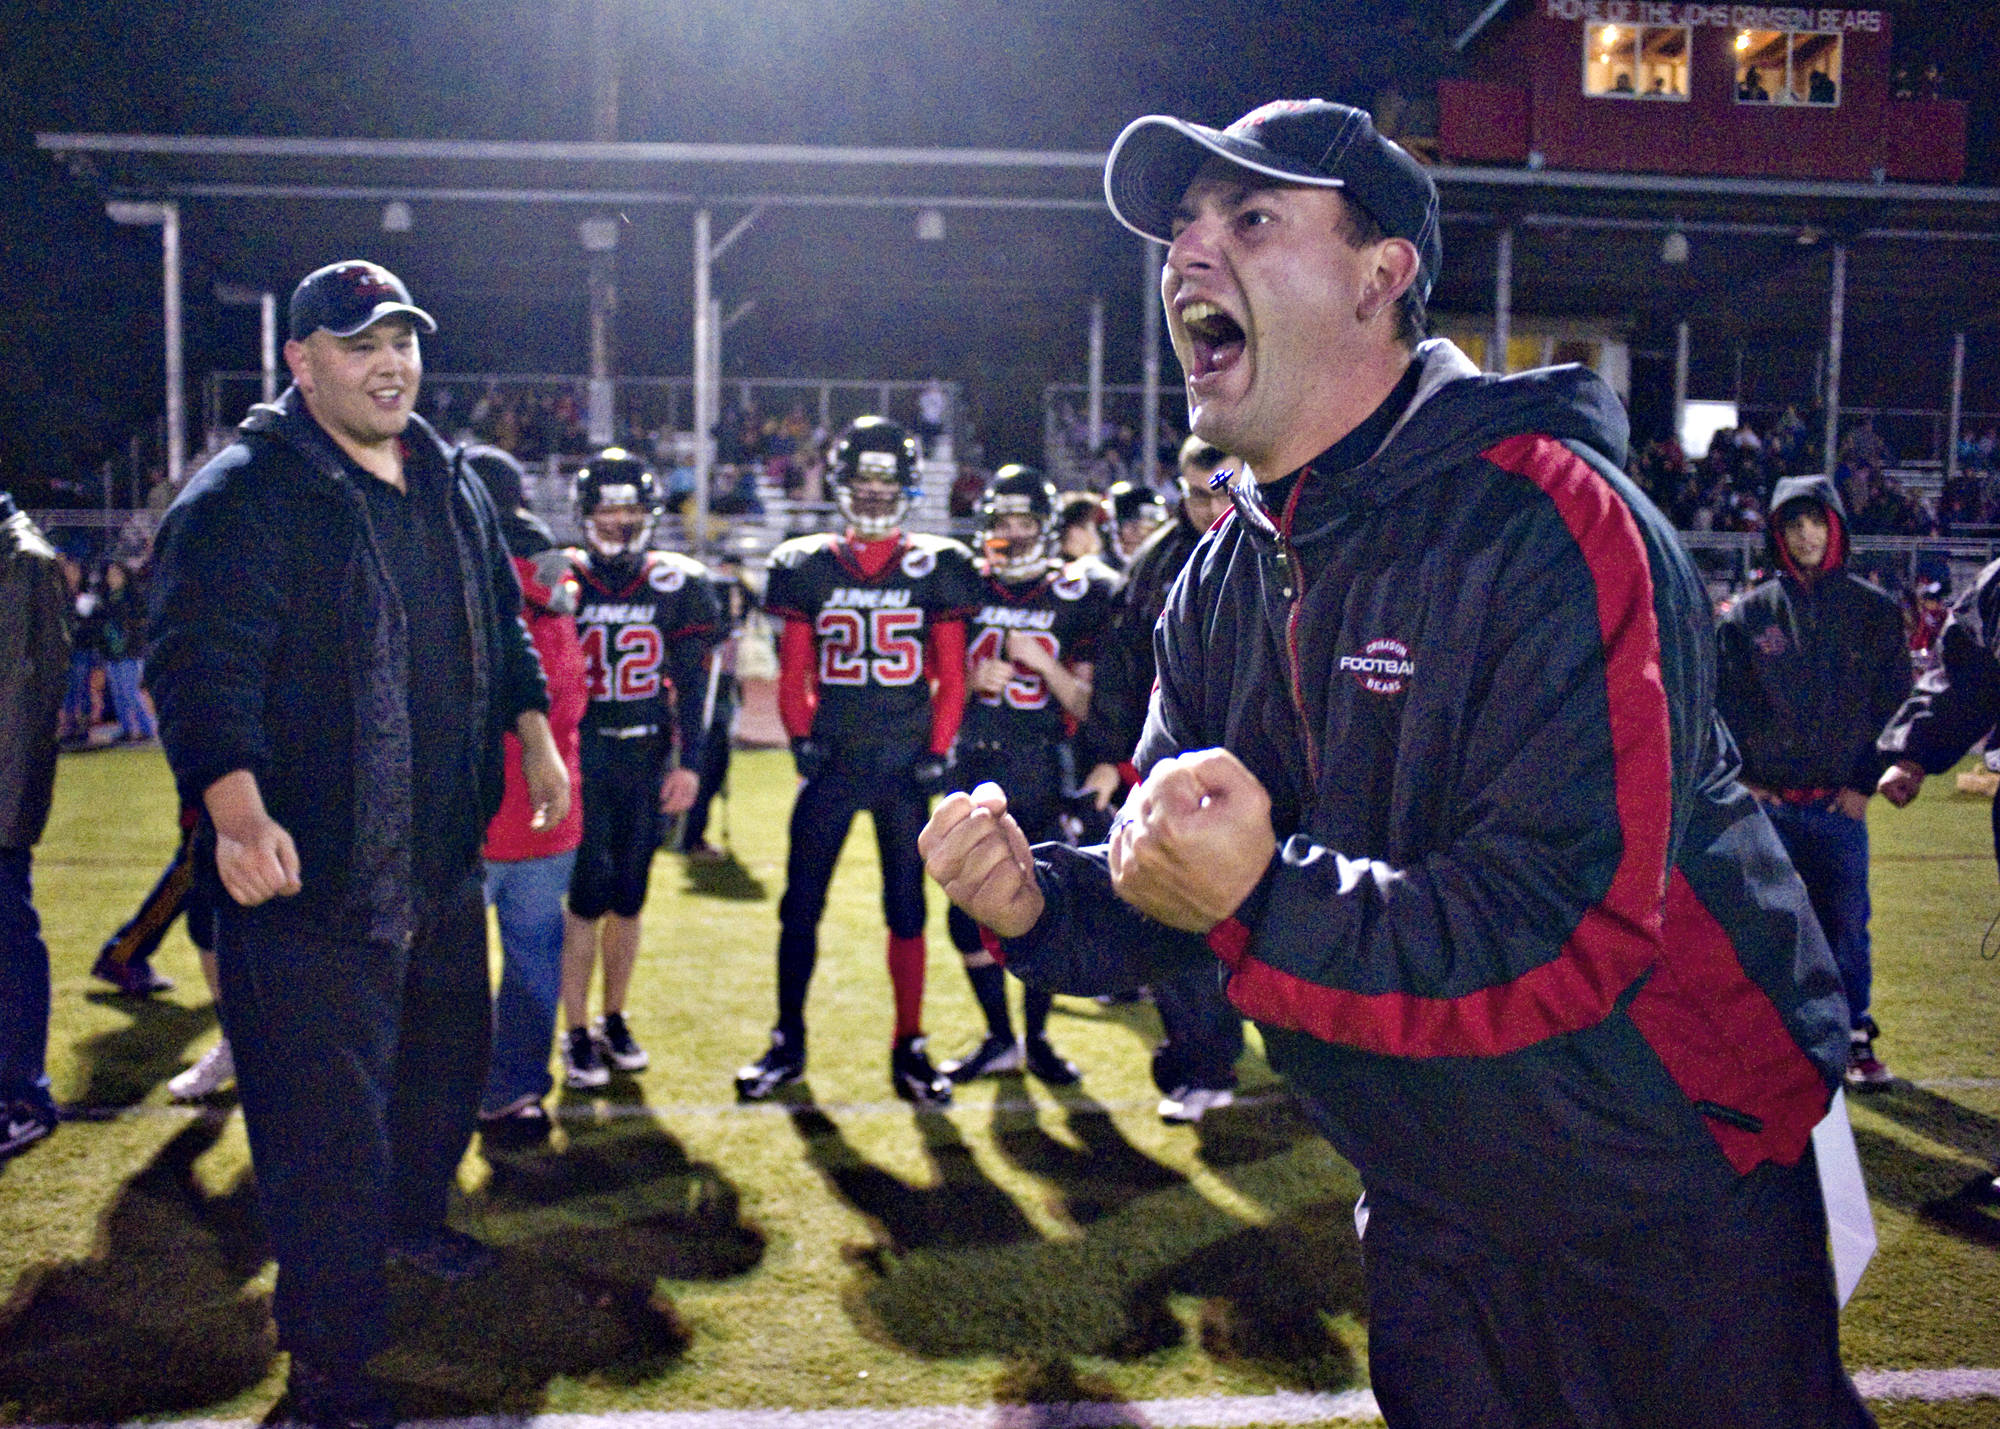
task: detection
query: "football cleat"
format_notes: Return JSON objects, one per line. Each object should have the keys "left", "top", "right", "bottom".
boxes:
{"left": 735, "top": 1030, "right": 806, "bottom": 1101}
{"left": 1158, "top": 1084, "right": 1235, "bottom": 1125}
{"left": 596, "top": 1012, "right": 650, "bottom": 1072}
{"left": 940, "top": 1034, "right": 1023, "bottom": 1083}
{"left": 1024, "top": 1036, "right": 1082, "bottom": 1087}
{"left": 891, "top": 1034, "right": 953, "bottom": 1106}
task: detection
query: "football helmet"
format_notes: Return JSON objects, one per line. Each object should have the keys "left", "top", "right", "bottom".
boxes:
{"left": 977, "top": 464, "right": 1057, "bottom": 580}
{"left": 830, "top": 416, "right": 920, "bottom": 538}
{"left": 575, "top": 447, "right": 662, "bottom": 559}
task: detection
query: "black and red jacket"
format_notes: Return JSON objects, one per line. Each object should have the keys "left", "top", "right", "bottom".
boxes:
{"left": 1002, "top": 341, "right": 1849, "bottom": 1243}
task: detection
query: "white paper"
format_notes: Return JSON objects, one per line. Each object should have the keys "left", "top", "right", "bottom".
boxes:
{"left": 1813, "top": 1087, "right": 1877, "bottom": 1308}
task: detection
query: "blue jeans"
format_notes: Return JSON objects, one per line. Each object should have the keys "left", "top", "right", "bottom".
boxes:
{"left": 1764, "top": 800, "right": 1872, "bottom": 1027}
{"left": 0, "top": 849, "right": 55, "bottom": 1116}
{"left": 482, "top": 850, "right": 575, "bottom": 1114}
{"left": 104, "top": 658, "right": 155, "bottom": 740}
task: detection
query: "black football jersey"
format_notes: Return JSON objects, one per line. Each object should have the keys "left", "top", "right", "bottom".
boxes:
{"left": 764, "top": 531, "right": 982, "bottom": 757}
{"left": 571, "top": 549, "right": 723, "bottom": 752}
{"left": 961, "top": 560, "right": 1117, "bottom": 747}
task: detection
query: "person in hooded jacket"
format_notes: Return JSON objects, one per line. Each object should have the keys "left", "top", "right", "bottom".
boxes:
{"left": 923, "top": 100, "right": 1868, "bottom": 1426}
{"left": 465, "top": 445, "right": 589, "bottom": 1149}
{"left": 1716, "top": 475, "right": 1910, "bottom": 1088}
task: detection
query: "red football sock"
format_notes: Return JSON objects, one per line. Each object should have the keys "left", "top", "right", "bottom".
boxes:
{"left": 887, "top": 932, "right": 926, "bottom": 1040}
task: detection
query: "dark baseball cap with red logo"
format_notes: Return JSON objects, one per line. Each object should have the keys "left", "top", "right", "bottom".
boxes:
{"left": 1104, "top": 99, "right": 1441, "bottom": 302}
{"left": 288, "top": 259, "right": 438, "bottom": 341}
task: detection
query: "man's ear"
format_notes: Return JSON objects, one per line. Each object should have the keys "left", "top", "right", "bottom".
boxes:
{"left": 1358, "top": 238, "right": 1421, "bottom": 326}
{"left": 282, "top": 337, "right": 312, "bottom": 393}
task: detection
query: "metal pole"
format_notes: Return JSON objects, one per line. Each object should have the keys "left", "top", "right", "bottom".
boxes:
{"left": 1824, "top": 242, "right": 1846, "bottom": 472}
{"left": 1948, "top": 330, "right": 1966, "bottom": 480}
{"left": 586, "top": 0, "right": 620, "bottom": 447}
{"left": 1674, "top": 319, "right": 1690, "bottom": 451}
{"left": 162, "top": 201, "right": 184, "bottom": 488}
{"left": 260, "top": 291, "right": 277, "bottom": 402}
{"left": 1492, "top": 224, "right": 1513, "bottom": 375}
{"left": 693, "top": 207, "right": 713, "bottom": 545}
{"left": 1140, "top": 240, "right": 1163, "bottom": 489}
{"left": 1087, "top": 296, "right": 1105, "bottom": 454}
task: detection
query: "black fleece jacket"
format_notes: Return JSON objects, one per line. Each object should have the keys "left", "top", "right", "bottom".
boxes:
{"left": 147, "top": 388, "right": 548, "bottom": 945}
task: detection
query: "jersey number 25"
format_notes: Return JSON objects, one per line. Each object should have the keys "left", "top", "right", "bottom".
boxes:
{"left": 817, "top": 608, "right": 922, "bottom": 687}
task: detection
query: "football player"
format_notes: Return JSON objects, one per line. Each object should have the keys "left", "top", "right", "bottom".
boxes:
{"left": 939, "top": 466, "right": 1115, "bottom": 1084}
{"left": 735, "top": 417, "right": 981, "bottom": 1105}
{"left": 561, "top": 448, "right": 722, "bottom": 1089}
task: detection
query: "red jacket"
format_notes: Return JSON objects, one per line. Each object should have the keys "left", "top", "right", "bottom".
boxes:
{"left": 484, "top": 551, "right": 586, "bottom": 861}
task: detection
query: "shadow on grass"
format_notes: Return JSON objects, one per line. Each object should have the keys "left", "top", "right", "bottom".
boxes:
{"left": 0, "top": 1110, "right": 275, "bottom": 1423}
{"left": 69, "top": 996, "right": 218, "bottom": 1110}
{"left": 677, "top": 849, "right": 767, "bottom": 902}
{"left": 383, "top": 1104, "right": 767, "bottom": 1417}
{"left": 790, "top": 1097, "right": 1363, "bottom": 1388}
{"left": 1856, "top": 1081, "right": 2000, "bottom": 1164}
{"left": 1854, "top": 1123, "right": 2000, "bottom": 1249}
{"left": 0, "top": 1093, "right": 767, "bottom": 1422}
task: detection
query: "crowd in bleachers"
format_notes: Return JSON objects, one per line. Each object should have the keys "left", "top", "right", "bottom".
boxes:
{"left": 1634, "top": 408, "right": 1940, "bottom": 539}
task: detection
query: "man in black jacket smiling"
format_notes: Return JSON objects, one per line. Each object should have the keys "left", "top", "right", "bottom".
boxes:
{"left": 148, "top": 260, "right": 568, "bottom": 1427}
{"left": 923, "top": 101, "right": 1870, "bottom": 1426}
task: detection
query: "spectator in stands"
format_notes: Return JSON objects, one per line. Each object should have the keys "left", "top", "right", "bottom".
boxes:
{"left": 1716, "top": 476, "right": 1910, "bottom": 1088}
{"left": 0, "top": 492, "right": 69, "bottom": 1162}
{"left": 1809, "top": 70, "right": 1837, "bottom": 104}
{"left": 1738, "top": 70, "right": 1771, "bottom": 101}
{"left": 916, "top": 379, "right": 948, "bottom": 457}
{"left": 1612, "top": 71, "right": 1635, "bottom": 93}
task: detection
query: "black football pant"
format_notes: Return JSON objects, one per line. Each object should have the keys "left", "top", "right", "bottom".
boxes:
{"left": 946, "top": 743, "right": 1061, "bottom": 1037}
{"left": 1356, "top": 1147, "right": 1874, "bottom": 1428}
{"left": 214, "top": 872, "right": 488, "bottom": 1371}
{"left": 774, "top": 767, "right": 928, "bottom": 1042}
{"left": 569, "top": 731, "right": 667, "bottom": 920}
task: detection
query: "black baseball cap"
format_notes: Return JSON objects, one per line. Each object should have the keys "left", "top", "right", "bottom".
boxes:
{"left": 1104, "top": 99, "right": 1441, "bottom": 302}
{"left": 288, "top": 260, "right": 438, "bottom": 341}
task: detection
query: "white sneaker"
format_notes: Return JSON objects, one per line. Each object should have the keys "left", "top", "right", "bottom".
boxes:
{"left": 168, "top": 1040, "right": 235, "bottom": 1100}
{"left": 1158, "top": 1085, "right": 1234, "bottom": 1125}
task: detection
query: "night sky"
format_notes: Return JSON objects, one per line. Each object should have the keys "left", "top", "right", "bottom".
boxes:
{"left": 1, "top": 0, "right": 1992, "bottom": 496}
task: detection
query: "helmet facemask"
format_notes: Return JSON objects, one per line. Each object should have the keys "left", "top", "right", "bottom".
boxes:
{"left": 836, "top": 452, "right": 911, "bottom": 538}
{"left": 981, "top": 504, "right": 1053, "bottom": 581}
{"left": 584, "top": 496, "right": 656, "bottom": 560}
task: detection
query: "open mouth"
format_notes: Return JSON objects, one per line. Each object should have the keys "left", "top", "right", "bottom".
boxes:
{"left": 1180, "top": 300, "right": 1245, "bottom": 379}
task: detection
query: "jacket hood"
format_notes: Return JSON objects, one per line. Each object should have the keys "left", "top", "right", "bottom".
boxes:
{"left": 1765, "top": 473, "right": 1848, "bottom": 578}
{"left": 1280, "top": 340, "right": 1630, "bottom": 544}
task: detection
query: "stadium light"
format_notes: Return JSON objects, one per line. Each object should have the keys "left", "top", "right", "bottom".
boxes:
{"left": 106, "top": 199, "right": 186, "bottom": 489}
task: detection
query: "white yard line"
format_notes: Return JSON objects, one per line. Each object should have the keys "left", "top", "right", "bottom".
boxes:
{"left": 21, "top": 1372, "right": 2000, "bottom": 1429}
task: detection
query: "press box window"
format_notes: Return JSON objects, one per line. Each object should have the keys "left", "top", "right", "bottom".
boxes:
{"left": 1584, "top": 25, "right": 1690, "bottom": 100}
{"left": 1735, "top": 29, "right": 1842, "bottom": 105}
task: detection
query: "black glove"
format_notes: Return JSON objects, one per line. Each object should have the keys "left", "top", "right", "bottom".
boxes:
{"left": 910, "top": 752, "right": 950, "bottom": 796}
{"left": 790, "top": 736, "right": 826, "bottom": 781}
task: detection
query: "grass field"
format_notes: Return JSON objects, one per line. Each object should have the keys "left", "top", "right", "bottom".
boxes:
{"left": 6, "top": 743, "right": 2000, "bottom": 1426}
